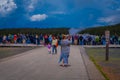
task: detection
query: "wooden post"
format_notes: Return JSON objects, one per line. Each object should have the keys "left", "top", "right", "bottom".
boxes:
{"left": 106, "top": 41, "right": 109, "bottom": 61}
{"left": 105, "top": 30, "right": 110, "bottom": 61}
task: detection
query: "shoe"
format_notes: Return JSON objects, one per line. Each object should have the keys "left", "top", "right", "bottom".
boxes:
{"left": 64, "top": 65, "right": 68, "bottom": 67}
{"left": 59, "top": 63, "right": 64, "bottom": 67}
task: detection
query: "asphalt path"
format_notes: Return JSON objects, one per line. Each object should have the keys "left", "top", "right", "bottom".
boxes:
{"left": 0, "top": 46, "right": 105, "bottom": 80}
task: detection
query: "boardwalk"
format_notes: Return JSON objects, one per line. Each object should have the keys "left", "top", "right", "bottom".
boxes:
{"left": 0, "top": 46, "right": 105, "bottom": 80}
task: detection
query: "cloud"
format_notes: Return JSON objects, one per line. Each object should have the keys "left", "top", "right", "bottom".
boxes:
{"left": 27, "top": 0, "right": 38, "bottom": 12}
{"left": 98, "top": 15, "right": 120, "bottom": 25}
{"left": 25, "top": 0, "right": 43, "bottom": 12}
{"left": 0, "top": 0, "right": 17, "bottom": 15}
{"left": 95, "top": 0, "right": 120, "bottom": 25}
{"left": 30, "top": 14, "right": 48, "bottom": 21}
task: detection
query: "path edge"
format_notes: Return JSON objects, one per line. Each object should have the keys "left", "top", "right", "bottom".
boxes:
{"left": 80, "top": 46, "right": 105, "bottom": 80}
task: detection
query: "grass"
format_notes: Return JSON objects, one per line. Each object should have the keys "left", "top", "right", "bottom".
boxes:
{"left": 0, "top": 47, "right": 36, "bottom": 59}
{"left": 89, "top": 53, "right": 109, "bottom": 80}
{"left": 85, "top": 47, "right": 120, "bottom": 80}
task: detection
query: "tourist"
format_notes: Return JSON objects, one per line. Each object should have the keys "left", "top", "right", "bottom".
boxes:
{"left": 52, "top": 36, "right": 58, "bottom": 54}
{"left": 59, "top": 35, "right": 71, "bottom": 67}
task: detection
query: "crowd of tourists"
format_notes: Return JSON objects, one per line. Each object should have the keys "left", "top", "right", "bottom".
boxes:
{"left": 0, "top": 33, "right": 120, "bottom": 67}
{"left": 0, "top": 34, "right": 42, "bottom": 45}
{"left": 0, "top": 33, "right": 120, "bottom": 45}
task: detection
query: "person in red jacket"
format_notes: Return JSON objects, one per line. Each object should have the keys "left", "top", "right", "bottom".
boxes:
{"left": 14, "top": 34, "right": 17, "bottom": 44}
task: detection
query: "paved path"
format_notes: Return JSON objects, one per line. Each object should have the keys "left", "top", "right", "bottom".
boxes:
{"left": 0, "top": 46, "right": 105, "bottom": 80}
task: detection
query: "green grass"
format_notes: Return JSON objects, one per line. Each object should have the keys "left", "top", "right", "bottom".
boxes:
{"left": 85, "top": 48, "right": 120, "bottom": 80}
{"left": 89, "top": 53, "right": 109, "bottom": 80}
{"left": 0, "top": 47, "right": 36, "bottom": 59}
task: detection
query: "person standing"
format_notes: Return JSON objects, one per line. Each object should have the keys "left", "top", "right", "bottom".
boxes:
{"left": 59, "top": 35, "right": 71, "bottom": 67}
{"left": 14, "top": 34, "right": 17, "bottom": 44}
{"left": 2, "top": 35, "right": 7, "bottom": 44}
{"left": 35, "top": 34, "right": 40, "bottom": 45}
{"left": 44, "top": 34, "right": 48, "bottom": 45}
{"left": 0, "top": 35, "right": 2, "bottom": 44}
{"left": 52, "top": 36, "right": 58, "bottom": 54}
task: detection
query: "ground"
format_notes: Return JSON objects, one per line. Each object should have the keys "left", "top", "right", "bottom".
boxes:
{"left": 0, "top": 46, "right": 105, "bottom": 80}
{"left": 86, "top": 47, "right": 120, "bottom": 80}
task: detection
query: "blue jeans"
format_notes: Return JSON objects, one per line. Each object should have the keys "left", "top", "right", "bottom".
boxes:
{"left": 52, "top": 45, "right": 57, "bottom": 54}
{"left": 79, "top": 41, "right": 83, "bottom": 45}
{"left": 102, "top": 40, "right": 106, "bottom": 45}
{"left": 59, "top": 53, "right": 69, "bottom": 64}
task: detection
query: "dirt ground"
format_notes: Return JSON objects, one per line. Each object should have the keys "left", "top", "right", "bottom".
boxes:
{"left": 0, "top": 47, "right": 36, "bottom": 59}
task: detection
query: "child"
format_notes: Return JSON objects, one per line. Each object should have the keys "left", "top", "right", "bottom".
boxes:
{"left": 47, "top": 43, "right": 51, "bottom": 54}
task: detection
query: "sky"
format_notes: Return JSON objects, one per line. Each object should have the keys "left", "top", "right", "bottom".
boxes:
{"left": 0, "top": 0, "right": 120, "bottom": 29}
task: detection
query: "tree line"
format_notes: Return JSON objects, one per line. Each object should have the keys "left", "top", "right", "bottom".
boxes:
{"left": 0, "top": 23, "right": 120, "bottom": 35}
{"left": 0, "top": 28, "right": 69, "bottom": 35}
{"left": 79, "top": 23, "right": 120, "bottom": 35}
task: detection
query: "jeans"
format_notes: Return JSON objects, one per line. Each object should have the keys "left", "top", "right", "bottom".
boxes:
{"left": 102, "top": 40, "right": 106, "bottom": 45}
{"left": 59, "top": 53, "right": 69, "bottom": 65}
{"left": 79, "top": 41, "right": 83, "bottom": 45}
{"left": 52, "top": 45, "right": 57, "bottom": 54}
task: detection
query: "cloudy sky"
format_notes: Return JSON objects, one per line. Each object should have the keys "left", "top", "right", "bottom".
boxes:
{"left": 0, "top": 0, "right": 120, "bottom": 29}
